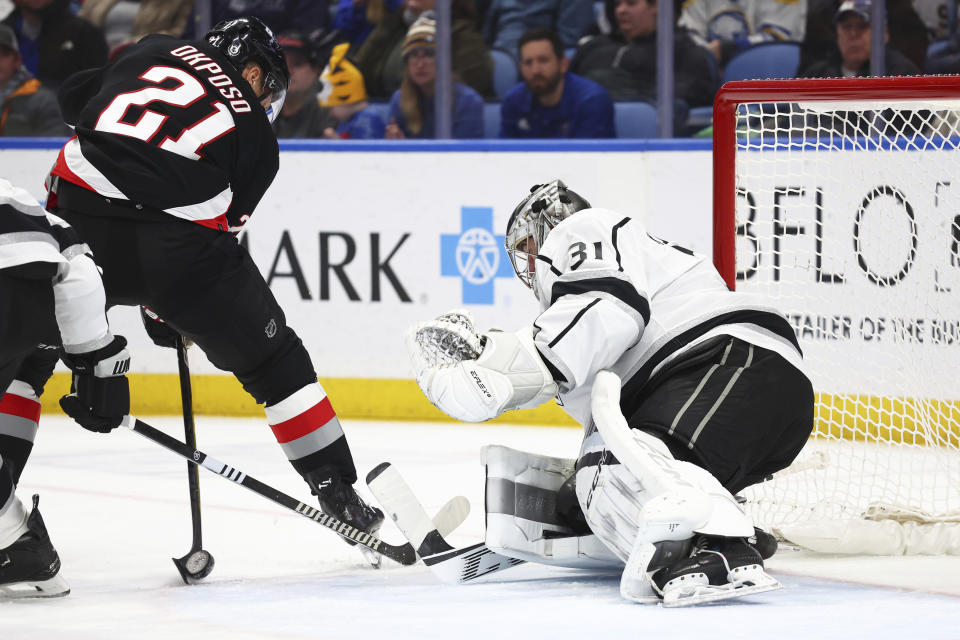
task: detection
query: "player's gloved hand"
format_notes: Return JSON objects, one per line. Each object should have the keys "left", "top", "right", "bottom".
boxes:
{"left": 140, "top": 306, "right": 186, "bottom": 349}
{"left": 417, "top": 327, "right": 558, "bottom": 422}
{"left": 59, "top": 335, "right": 131, "bottom": 433}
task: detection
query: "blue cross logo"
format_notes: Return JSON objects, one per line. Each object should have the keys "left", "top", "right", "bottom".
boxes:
{"left": 441, "top": 207, "right": 514, "bottom": 305}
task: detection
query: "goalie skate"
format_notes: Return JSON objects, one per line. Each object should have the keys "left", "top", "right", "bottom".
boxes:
{"left": 0, "top": 495, "right": 69, "bottom": 600}
{"left": 652, "top": 535, "right": 781, "bottom": 607}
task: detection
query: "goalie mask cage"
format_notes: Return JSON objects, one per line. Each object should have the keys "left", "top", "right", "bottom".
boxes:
{"left": 713, "top": 76, "right": 960, "bottom": 554}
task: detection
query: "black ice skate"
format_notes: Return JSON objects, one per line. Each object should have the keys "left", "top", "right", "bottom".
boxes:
{"left": 650, "top": 535, "right": 781, "bottom": 607}
{"left": 0, "top": 495, "right": 70, "bottom": 599}
{"left": 306, "top": 468, "right": 385, "bottom": 567}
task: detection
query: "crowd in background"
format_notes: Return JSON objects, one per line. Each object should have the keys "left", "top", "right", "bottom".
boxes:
{"left": 0, "top": 0, "right": 957, "bottom": 138}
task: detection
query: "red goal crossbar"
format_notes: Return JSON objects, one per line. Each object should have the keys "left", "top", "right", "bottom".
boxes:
{"left": 711, "top": 75, "right": 960, "bottom": 290}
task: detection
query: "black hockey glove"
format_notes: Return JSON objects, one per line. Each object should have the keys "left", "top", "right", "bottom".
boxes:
{"left": 59, "top": 335, "right": 131, "bottom": 433}
{"left": 140, "top": 306, "right": 183, "bottom": 349}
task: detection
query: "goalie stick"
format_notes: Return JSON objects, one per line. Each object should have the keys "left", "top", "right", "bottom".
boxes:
{"left": 366, "top": 462, "right": 525, "bottom": 584}
{"left": 122, "top": 416, "right": 417, "bottom": 566}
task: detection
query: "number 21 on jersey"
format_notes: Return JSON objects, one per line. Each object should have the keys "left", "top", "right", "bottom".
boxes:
{"left": 95, "top": 66, "right": 235, "bottom": 161}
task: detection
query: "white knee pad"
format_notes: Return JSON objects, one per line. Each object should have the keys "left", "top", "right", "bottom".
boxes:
{"left": 576, "top": 461, "right": 713, "bottom": 561}
{"left": 575, "top": 428, "right": 754, "bottom": 562}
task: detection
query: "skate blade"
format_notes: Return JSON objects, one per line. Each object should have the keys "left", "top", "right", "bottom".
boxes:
{"left": 358, "top": 545, "right": 382, "bottom": 569}
{"left": 0, "top": 573, "right": 70, "bottom": 600}
{"left": 662, "top": 571, "right": 781, "bottom": 608}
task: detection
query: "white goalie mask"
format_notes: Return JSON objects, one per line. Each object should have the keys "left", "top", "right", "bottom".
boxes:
{"left": 505, "top": 179, "right": 591, "bottom": 298}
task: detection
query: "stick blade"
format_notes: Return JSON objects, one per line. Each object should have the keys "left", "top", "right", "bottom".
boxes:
{"left": 434, "top": 495, "right": 470, "bottom": 538}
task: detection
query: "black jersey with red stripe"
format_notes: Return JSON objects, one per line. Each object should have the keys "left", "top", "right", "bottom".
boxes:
{"left": 51, "top": 35, "right": 279, "bottom": 232}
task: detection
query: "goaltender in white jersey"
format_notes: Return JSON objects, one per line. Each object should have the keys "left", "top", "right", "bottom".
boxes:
{"left": 407, "top": 180, "right": 814, "bottom": 606}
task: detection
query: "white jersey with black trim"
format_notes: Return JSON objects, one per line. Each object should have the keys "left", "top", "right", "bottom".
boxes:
{"left": 0, "top": 180, "right": 111, "bottom": 354}
{"left": 530, "top": 207, "right": 804, "bottom": 427}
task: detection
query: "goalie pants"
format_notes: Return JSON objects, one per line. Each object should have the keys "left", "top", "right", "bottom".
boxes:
{"left": 48, "top": 187, "right": 357, "bottom": 483}
{"left": 622, "top": 335, "right": 814, "bottom": 494}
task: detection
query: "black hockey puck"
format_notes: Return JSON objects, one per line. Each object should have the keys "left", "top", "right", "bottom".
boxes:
{"left": 172, "top": 549, "right": 215, "bottom": 584}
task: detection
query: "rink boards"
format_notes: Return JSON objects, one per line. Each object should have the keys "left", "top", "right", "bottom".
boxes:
{"left": 0, "top": 139, "right": 956, "bottom": 439}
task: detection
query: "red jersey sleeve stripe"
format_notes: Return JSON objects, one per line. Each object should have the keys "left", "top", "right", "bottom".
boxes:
{"left": 269, "top": 397, "right": 337, "bottom": 444}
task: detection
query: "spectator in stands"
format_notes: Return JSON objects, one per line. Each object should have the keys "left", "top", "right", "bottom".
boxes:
{"left": 2, "top": 0, "right": 107, "bottom": 89}
{"left": 385, "top": 14, "right": 484, "bottom": 138}
{"left": 911, "top": 0, "right": 949, "bottom": 41}
{"left": 321, "top": 42, "right": 386, "bottom": 138}
{"left": 802, "top": 0, "right": 929, "bottom": 73}
{"left": 356, "top": 0, "right": 493, "bottom": 99}
{"left": 925, "top": 33, "right": 960, "bottom": 71}
{"left": 570, "top": 0, "right": 716, "bottom": 107}
{"left": 209, "top": 0, "right": 330, "bottom": 34}
{"left": 678, "top": 0, "right": 807, "bottom": 67}
{"left": 802, "top": 0, "right": 920, "bottom": 77}
{"left": 78, "top": 0, "right": 192, "bottom": 59}
{"left": 500, "top": 27, "right": 614, "bottom": 138}
{"left": 482, "top": 0, "right": 595, "bottom": 53}
{"left": 334, "top": 0, "right": 403, "bottom": 47}
{"left": 925, "top": 8, "right": 960, "bottom": 73}
{"left": 0, "top": 23, "right": 67, "bottom": 135}
{"left": 274, "top": 29, "right": 339, "bottom": 139}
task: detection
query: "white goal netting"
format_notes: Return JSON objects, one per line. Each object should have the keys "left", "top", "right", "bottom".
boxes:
{"left": 723, "top": 93, "right": 960, "bottom": 554}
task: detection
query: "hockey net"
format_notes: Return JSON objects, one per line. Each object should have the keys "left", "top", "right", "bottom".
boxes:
{"left": 713, "top": 77, "right": 960, "bottom": 555}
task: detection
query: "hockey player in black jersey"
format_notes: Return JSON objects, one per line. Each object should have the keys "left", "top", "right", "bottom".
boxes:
{"left": 44, "top": 17, "right": 383, "bottom": 548}
{"left": 0, "top": 179, "right": 131, "bottom": 598}
{"left": 407, "top": 180, "right": 814, "bottom": 605}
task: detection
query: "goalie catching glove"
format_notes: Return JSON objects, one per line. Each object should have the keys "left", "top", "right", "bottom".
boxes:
{"left": 59, "top": 335, "right": 131, "bottom": 433}
{"left": 408, "top": 313, "right": 558, "bottom": 422}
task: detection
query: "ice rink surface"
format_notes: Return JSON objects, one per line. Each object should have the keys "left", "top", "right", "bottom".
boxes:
{"left": 2, "top": 417, "right": 959, "bottom": 640}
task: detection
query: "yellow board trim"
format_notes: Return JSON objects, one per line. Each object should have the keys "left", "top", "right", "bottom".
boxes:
{"left": 814, "top": 392, "right": 960, "bottom": 447}
{"left": 39, "top": 374, "right": 959, "bottom": 445}
{"left": 39, "top": 373, "right": 579, "bottom": 426}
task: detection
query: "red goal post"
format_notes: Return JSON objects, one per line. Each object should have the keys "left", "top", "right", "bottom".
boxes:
{"left": 710, "top": 76, "right": 960, "bottom": 555}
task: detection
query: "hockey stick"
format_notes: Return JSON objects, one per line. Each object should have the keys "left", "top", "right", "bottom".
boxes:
{"left": 171, "top": 337, "right": 215, "bottom": 584}
{"left": 366, "top": 462, "right": 525, "bottom": 584}
{"left": 122, "top": 416, "right": 417, "bottom": 566}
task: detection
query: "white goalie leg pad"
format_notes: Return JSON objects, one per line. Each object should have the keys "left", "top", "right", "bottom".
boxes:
{"left": 581, "top": 371, "right": 756, "bottom": 601}
{"left": 417, "top": 327, "right": 559, "bottom": 423}
{"left": 483, "top": 445, "right": 620, "bottom": 568}
{"left": 576, "top": 460, "right": 714, "bottom": 562}
{"left": 575, "top": 431, "right": 753, "bottom": 563}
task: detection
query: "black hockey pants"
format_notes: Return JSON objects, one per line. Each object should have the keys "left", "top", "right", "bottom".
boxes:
{"left": 50, "top": 184, "right": 356, "bottom": 483}
{"left": 625, "top": 335, "right": 814, "bottom": 494}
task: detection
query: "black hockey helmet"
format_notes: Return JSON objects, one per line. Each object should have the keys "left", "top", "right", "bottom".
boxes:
{"left": 505, "top": 180, "right": 591, "bottom": 297}
{"left": 205, "top": 16, "right": 290, "bottom": 123}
